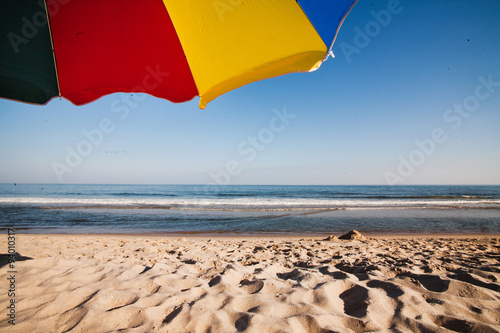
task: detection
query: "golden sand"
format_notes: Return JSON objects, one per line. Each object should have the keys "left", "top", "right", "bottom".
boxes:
{"left": 1, "top": 233, "right": 499, "bottom": 332}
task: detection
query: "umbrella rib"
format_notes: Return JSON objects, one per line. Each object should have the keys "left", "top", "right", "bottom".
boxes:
{"left": 43, "top": 0, "right": 62, "bottom": 100}
{"left": 326, "top": 0, "right": 360, "bottom": 61}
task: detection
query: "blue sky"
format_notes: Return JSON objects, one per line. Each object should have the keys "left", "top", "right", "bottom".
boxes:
{"left": 1, "top": 0, "right": 499, "bottom": 185}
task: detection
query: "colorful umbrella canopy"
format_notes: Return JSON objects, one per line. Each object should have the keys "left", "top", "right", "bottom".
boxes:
{"left": 1, "top": 0, "right": 357, "bottom": 109}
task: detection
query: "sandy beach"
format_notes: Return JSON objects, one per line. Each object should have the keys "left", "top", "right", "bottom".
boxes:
{"left": 1, "top": 233, "right": 499, "bottom": 332}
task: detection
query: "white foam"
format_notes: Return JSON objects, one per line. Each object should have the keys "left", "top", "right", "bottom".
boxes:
{"left": 1, "top": 196, "right": 499, "bottom": 210}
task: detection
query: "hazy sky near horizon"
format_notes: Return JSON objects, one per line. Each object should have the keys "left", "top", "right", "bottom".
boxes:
{"left": 1, "top": 0, "right": 499, "bottom": 185}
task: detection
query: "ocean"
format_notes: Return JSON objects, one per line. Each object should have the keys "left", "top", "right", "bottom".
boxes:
{"left": 0, "top": 184, "right": 499, "bottom": 235}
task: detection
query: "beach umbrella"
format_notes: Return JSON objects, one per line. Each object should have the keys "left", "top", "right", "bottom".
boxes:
{"left": 0, "top": 0, "right": 358, "bottom": 109}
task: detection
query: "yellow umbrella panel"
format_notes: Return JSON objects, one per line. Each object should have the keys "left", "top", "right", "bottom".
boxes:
{"left": 164, "top": 0, "right": 327, "bottom": 108}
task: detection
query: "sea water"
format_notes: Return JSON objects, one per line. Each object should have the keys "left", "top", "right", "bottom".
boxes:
{"left": 0, "top": 184, "right": 499, "bottom": 235}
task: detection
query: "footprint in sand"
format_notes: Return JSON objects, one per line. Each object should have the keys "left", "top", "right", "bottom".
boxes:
{"left": 434, "top": 315, "right": 498, "bottom": 333}
{"left": 240, "top": 279, "right": 264, "bottom": 294}
{"left": 163, "top": 305, "right": 183, "bottom": 325}
{"left": 55, "top": 307, "right": 89, "bottom": 332}
{"left": 366, "top": 280, "right": 404, "bottom": 298}
{"left": 339, "top": 285, "right": 369, "bottom": 318}
{"left": 398, "top": 273, "right": 450, "bottom": 293}
{"left": 235, "top": 314, "right": 251, "bottom": 332}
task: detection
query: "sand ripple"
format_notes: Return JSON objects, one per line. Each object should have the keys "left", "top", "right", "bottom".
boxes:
{"left": 0, "top": 234, "right": 499, "bottom": 332}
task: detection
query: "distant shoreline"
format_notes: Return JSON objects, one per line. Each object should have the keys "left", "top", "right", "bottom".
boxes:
{"left": 8, "top": 232, "right": 500, "bottom": 239}
{"left": 2, "top": 184, "right": 499, "bottom": 235}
